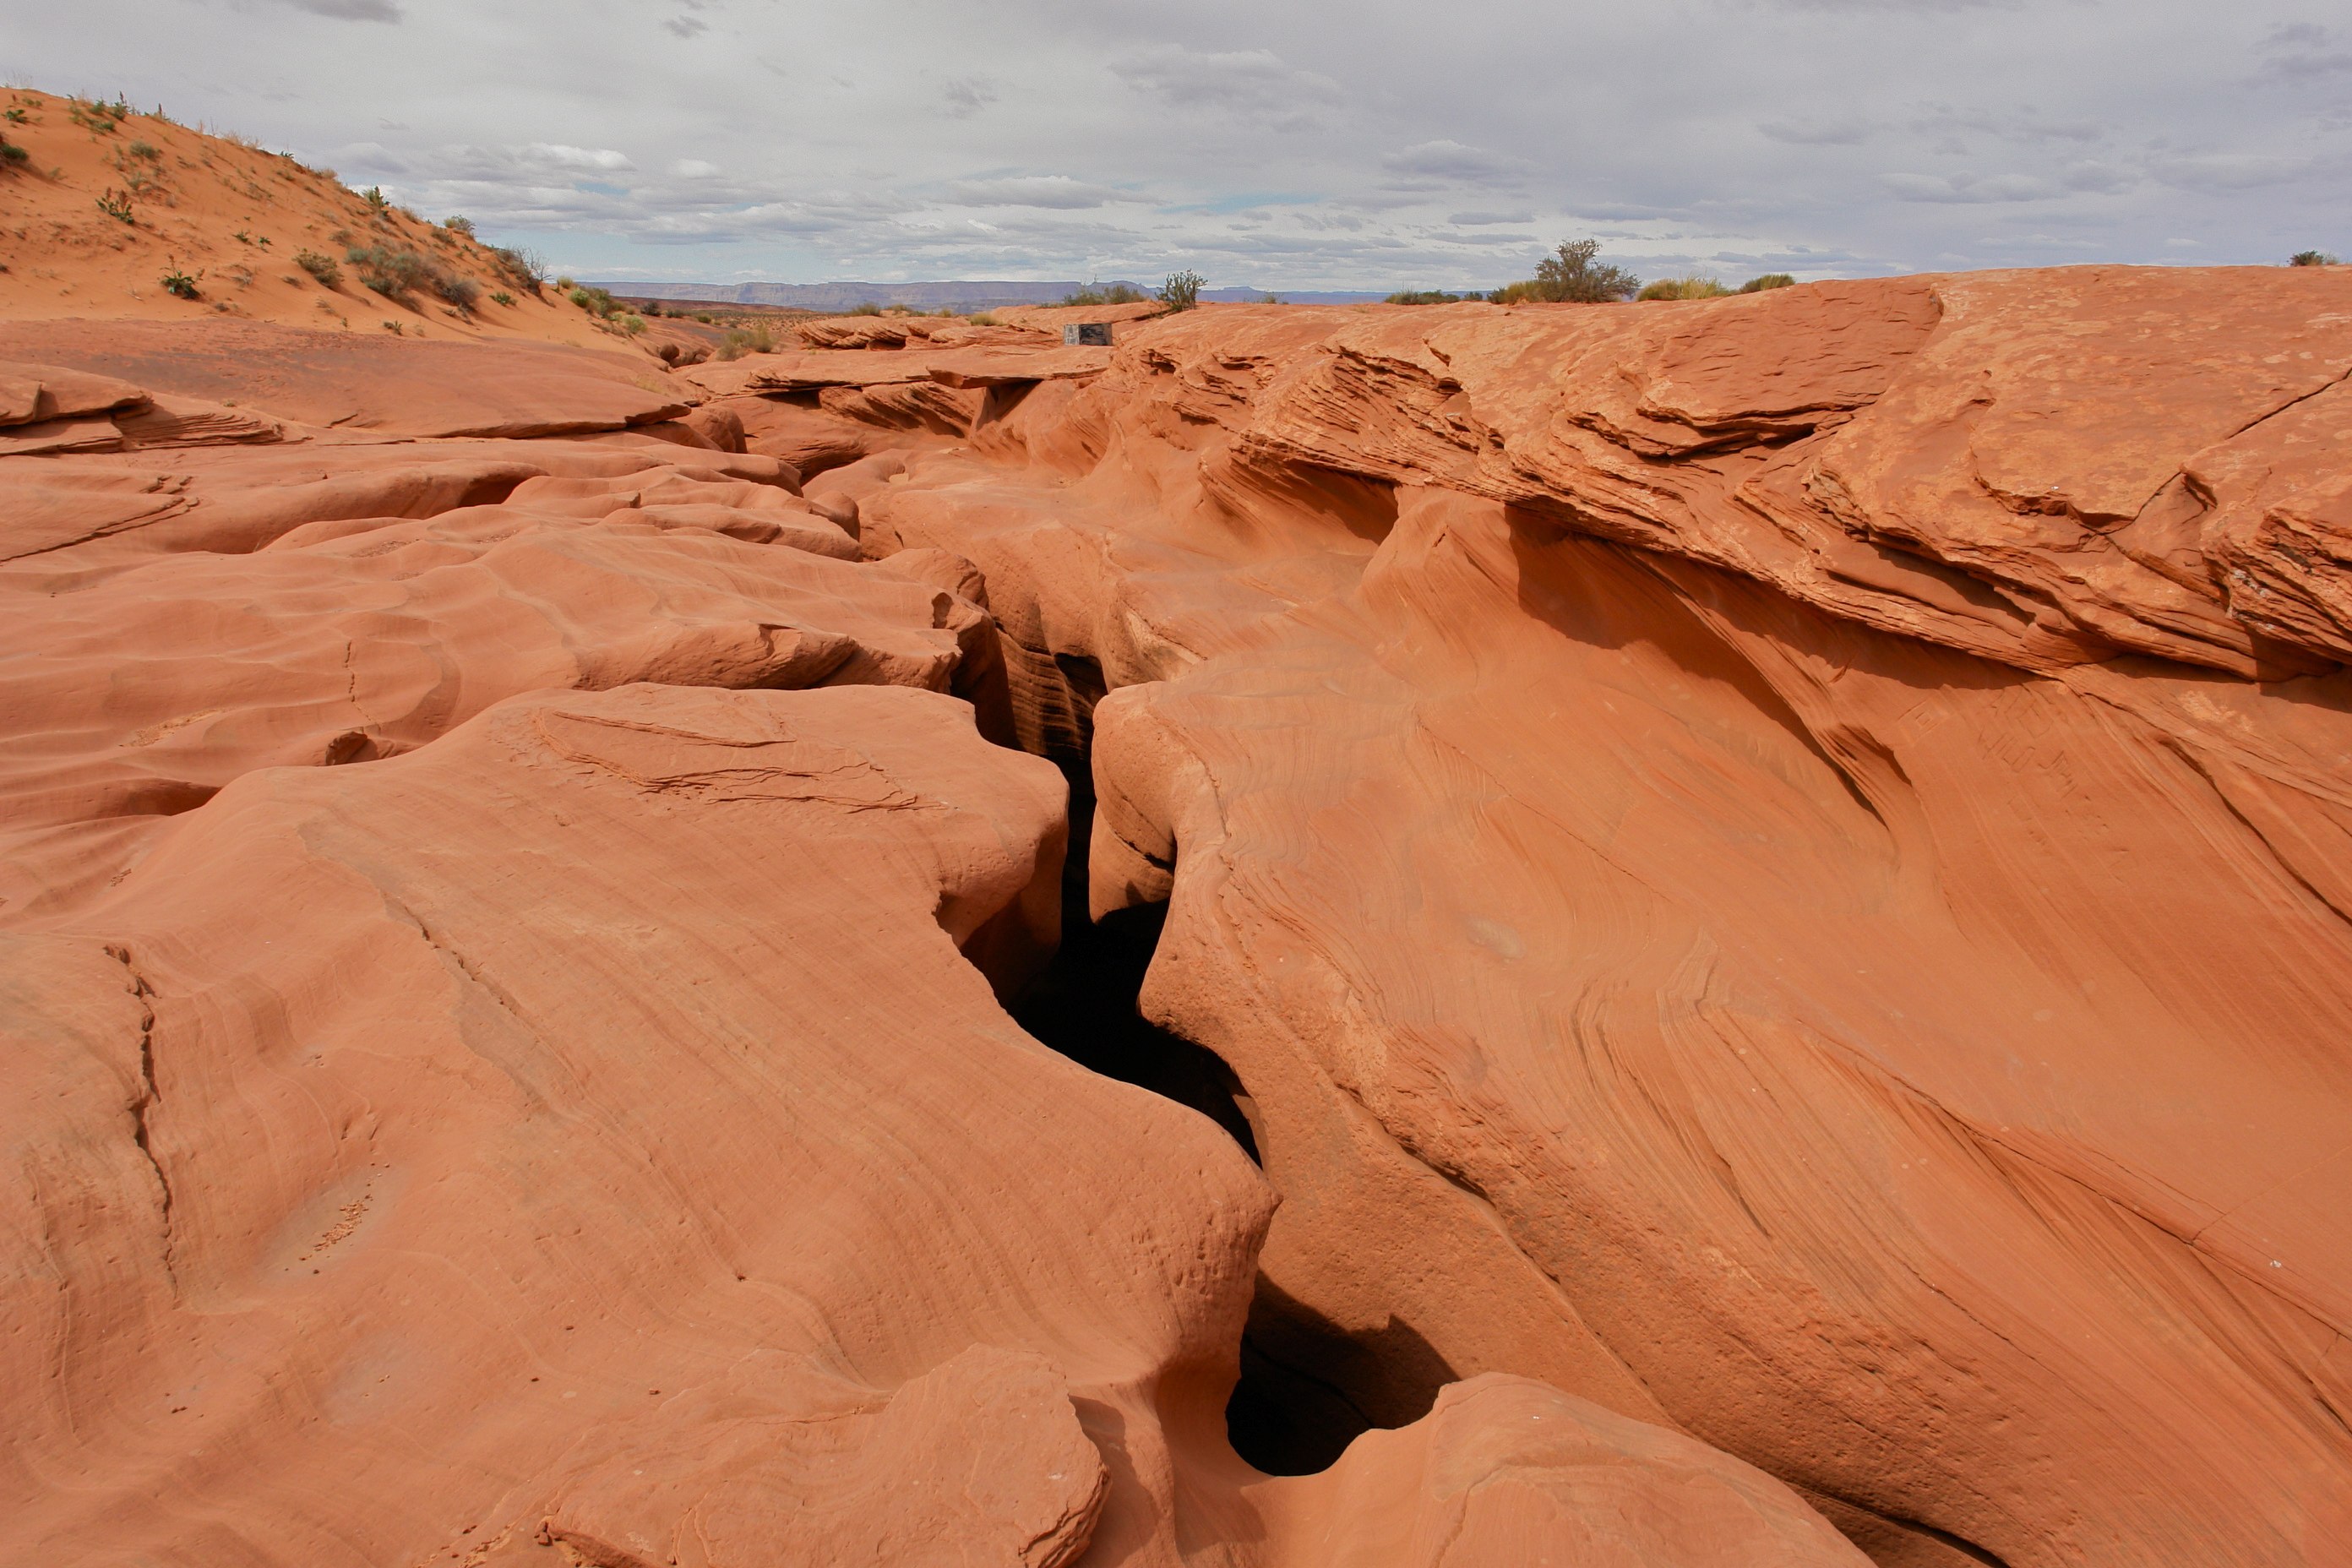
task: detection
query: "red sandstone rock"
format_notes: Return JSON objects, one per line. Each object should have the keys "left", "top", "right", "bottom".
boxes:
{"left": 6, "top": 265, "right": 2351, "bottom": 1568}
{"left": 0, "top": 319, "right": 689, "bottom": 438}
{"left": 1255, "top": 1376, "right": 1870, "bottom": 1567}
{"left": 811, "top": 273, "right": 2352, "bottom": 1565}
{"left": 0, "top": 683, "right": 1266, "bottom": 1565}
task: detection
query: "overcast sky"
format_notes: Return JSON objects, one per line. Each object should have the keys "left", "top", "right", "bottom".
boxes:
{"left": 11, "top": 0, "right": 2349, "bottom": 289}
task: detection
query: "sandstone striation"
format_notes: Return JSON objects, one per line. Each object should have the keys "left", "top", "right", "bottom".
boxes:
{"left": 3, "top": 218, "right": 2349, "bottom": 1568}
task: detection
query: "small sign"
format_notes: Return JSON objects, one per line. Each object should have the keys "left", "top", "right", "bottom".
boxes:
{"left": 1062, "top": 323, "right": 1113, "bottom": 346}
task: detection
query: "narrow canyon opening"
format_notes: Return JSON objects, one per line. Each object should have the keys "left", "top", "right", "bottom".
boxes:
{"left": 1007, "top": 732, "right": 1453, "bottom": 1478}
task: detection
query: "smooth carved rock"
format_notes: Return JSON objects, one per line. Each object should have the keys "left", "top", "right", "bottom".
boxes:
{"left": 7, "top": 265, "right": 2351, "bottom": 1568}
{"left": 0, "top": 319, "right": 689, "bottom": 438}
{"left": 800, "top": 277, "right": 2352, "bottom": 1565}
{"left": 0, "top": 683, "right": 1272, "bottom": 1565}
{"left": 543, "top": 1347, "right": 1108, "bottom": 1568}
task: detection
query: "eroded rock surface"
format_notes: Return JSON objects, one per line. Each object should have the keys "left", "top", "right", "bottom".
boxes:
{"left": 5, "top": 264, "right": 2348, "bottom": 1568}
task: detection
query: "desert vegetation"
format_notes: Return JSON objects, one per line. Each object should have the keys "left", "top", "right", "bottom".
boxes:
{"left": 2293, "top": 250, "right": 2341, "bottom": 267}
{"left": 1159, "top": 270, "right": 1205, "bottom": 311}
{"left": 1637, "top": 276, "right": 1732, "bottom": 301}
{"left": 346, "top": 242, "right": 481, "bottom": 312}
{"left": 1491, "top": 238, "right": 1643, "bottom": 303}
{"left": 295, "top": 249, "right": 341, "bottom": 289}
{"left": 1060, "top": 282, "right": 1146, "bottom": 307}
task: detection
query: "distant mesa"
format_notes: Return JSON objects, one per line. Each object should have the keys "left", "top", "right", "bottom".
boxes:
{"left": 584, "top": 279, "right": 1402, "bottom": 312}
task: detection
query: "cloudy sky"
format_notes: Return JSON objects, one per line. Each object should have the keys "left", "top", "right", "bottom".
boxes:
{"left": 11, "top": 0, "right": 2349, "bottom": 289}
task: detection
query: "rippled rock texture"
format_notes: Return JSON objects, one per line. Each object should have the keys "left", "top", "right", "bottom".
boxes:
{"left": 5, "top": 262, "right": 2349, "bottom": 1568}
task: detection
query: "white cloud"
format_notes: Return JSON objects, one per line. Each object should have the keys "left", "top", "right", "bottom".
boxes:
{"left": 14, "top": 0, "right": 2344, "bottom": 286}
{"left": 1761, "top": 119, "right": 1870, "bottom": 144}
{"left": 1111, "top": 45, "right": 1342, "bottom": 122}
{"left": 941, "top": 176, "right": 1127, "bottom": 210}
{"left": 279, "top": 0, "right": 400, "bottom": 19}
{"left": 1382, "top": 140, "right": 1528, "bottom": 182}
{"left": 941, "top": 77, "right": 996, "bottom": 118}
{"left": 1881, "top": 171, "right": 2060, "bottom": 202}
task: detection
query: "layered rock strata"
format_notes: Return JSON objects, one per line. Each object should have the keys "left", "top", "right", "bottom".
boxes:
{"left": 5, "top": 265, "right": 2348, "bottom": 1568}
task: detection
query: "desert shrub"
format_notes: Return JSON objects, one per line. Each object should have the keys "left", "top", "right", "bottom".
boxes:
{"left": 715, "top": 323, "right": 776, "bottom": 360}
{"left": 490, "top": 290, "right": 515, "bottom": 308}
{"left": 487, "top": 246, "right": 546, "bottom": 292}
{"left": 1637, "top": 275, "right": 1731, "bottom": 301}
{"left": 1493, "top": 238, "right": 1641, "bottom": 304}
{"left": 1060, "top": 282, "right": 1146, "bottom": 307}
{"left": 1386, "top": 289, "right": 1476, "bottom": 304}
{"left": 69, "top": 98, "right": 122, "bottom": 135}
{"left": 1159, "top": 270, "right": 1205, "bottom": 311}
{"left": 95, "top": 188, "right": 135, "bottom": 223}
{"left": 618, "top": 313, "right": 645, "bottom": 335}
{"left": 346, "top": 243, "right": 442, "bottom": 302}
{"left": 2291, "top": 250, "right": 2340, "bottom": 267}
{"left": 444, "top": 215, "right": 474, "bottom": 236}
{"left": 554, "top": 274, "right": 575, "bottom": 291}
{"left": 694, "top": 313, "right": 714, "bottom": 324}
{"left": 966, "top": 312, "right": 999, "bottom": 326}
{"left": 3, "top": 107, "right": 26, "bottom": 124}
{"left": 296, "top": 249, "right": 341, "bottom": 288}
{"left": 126, "top": 139, "right": 160, "bottom": 161}
{"left": 1739, "top": 273, "right": 1796, "bottom": 292}
{"left": 362, "top": 185, "right": 389, "bottom": 210}
{"left": 433, "top": 270, "right": 481, "bottom": 311}
{"left": 569, "top": 284, "right": 618, "bottom": 316}
{"left": 847, "top": 301, "right": 883, "bottom": 315}
{"left": 160, "top": 264, "right": 200, "bottom": 300}
{"left": 0, "top": 138, "right": 25, "bottom": 168}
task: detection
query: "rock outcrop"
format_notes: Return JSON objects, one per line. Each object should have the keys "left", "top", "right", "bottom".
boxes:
{"left": 3, "top": 259, "right": 2347, "bottom": 1568}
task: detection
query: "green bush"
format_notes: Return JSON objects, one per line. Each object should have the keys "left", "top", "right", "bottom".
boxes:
{"left": 1739, "top": 273, "right": 1796, "bottom": 292}
{"left": 348, "top": 242, "right": 482, "bottom": 310}
{"left": 715, "top": 323, "right": 776, "bottom": 360}
{"left": 847, "top": 301, "right": 883, "bottom": 316}
{"left": 487, "top": 246, "right": 545, "bottom": 292}
{"left": 1492, "top": 238, "right": 1641, "bottom": 304}
{"left": 349, "top": 243, "right": 433, "bottom": 299}
{"left": 68, "top": 98, "right": 122, "bottom": 135}
{"left": 1059, "top": 283, "right": 1146, "bottom": 307}
{"left": 1637, "top": 276, "right": 1731, "bottom": 301}
{"left": 1159, "top": 270, "right": 1205, "bottom": 311}
{"left": 1386, "top": 289, "right": 1476, "bottom": 304}
{"left": 362, "top": 185, "right": 389, "bottom": 210}
{"left": 569, "top": 284, "right": 618, "bottom": 316}
{"left": 2291, "top": 251, "right": 2340, "bottom": 267}
{"left": 295, "top": 249, "right": 341, "bottom": 288}
{"left": 160, "top": 264, "right": 200, "bottom": 300}
{"left": 95, "top": 188, "right": 135, "bottom": 223}
{"left": 0, "top": 138, "right": 25, "bottom": 168}
{"left": 490, "top": 290, "right": 515, "bottom": 308}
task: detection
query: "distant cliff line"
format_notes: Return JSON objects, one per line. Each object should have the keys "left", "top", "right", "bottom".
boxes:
{"left": 583, "top": 279, "right": 1400, "bottom": 311}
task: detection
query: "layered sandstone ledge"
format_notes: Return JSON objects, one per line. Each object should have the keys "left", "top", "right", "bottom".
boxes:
{"left": 3, "top": 262, "right": 2348, "bottom": 1568}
